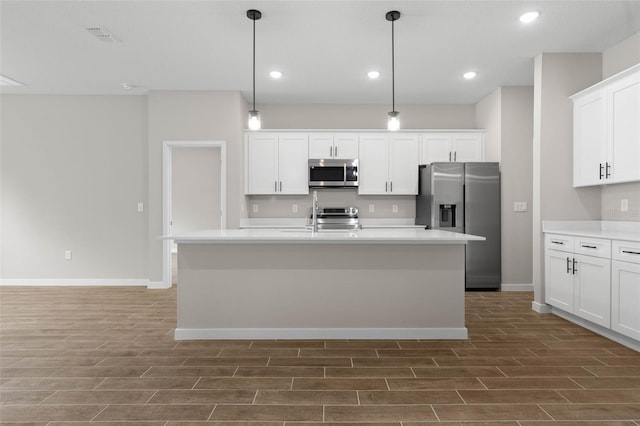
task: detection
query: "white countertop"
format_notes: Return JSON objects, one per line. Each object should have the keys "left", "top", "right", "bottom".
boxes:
{"left": 543, "top": 221, "right": 640, "bottom": 242}
{"left": 162, "top": 227, "right": 485, "bottom": 244}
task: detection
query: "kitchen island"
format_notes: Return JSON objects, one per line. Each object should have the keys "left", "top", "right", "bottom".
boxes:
{"left": 167, "top": 228, "right": 484, "bottom": 340}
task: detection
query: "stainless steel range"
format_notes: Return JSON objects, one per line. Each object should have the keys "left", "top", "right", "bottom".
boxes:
{"left": 307, "top": 206, "right": 361, "bottom": 230}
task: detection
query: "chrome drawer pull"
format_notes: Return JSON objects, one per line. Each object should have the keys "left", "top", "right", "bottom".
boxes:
{"left": 551, "top": 241, "right": 564, "bottom": 245}
{"left": 622, "top": 250, "right": 640, "bottom": 255}
{"left": 581, "top": 245, "right": 597, "bottom": 249}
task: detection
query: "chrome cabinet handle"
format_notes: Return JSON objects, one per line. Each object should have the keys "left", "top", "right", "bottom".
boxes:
{"left": 274, "top": 181, "right": 277, "bottom": 192}
{"left": 335, "top": 146, "right": 338, "bottom": 157}
{"left": 572, "top": 258, "right": 577, "bottom": 274}
{"left": 551, "top": 241, "right": 564, "bottom": 245}
{"left": 449, "top": 152, "right": 452, "bottom": 162}
{"left": 622, "top": 250, "right": 640, "bottom": 255}
{"left": 279, "top": 181, "right": 282, "bottom": 192}
{"left": 605, "top": 162, "right": 611, "bottom": 178}
{"left": 566, "top": 257, "right": 571, "bottom": 274}
{"left": 581, "top": 245, "right": 597, "bottom": 249}
{"left": 454, "top": 151, "right": 457, "bottom": 162}
{"left": 330, "top": 146, "right": 333, "bottom": 157}
{"left": 385, "top": 182, "right": 388, "bottom": 192}
{"left": 390, "top": 181, "right": 393, "bottom": 192}
{"left": 599, "top": 163, "right": 604, "bottom": 179}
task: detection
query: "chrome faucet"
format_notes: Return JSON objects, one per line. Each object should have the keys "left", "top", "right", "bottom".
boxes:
{"left": 311, "top": 190, "right": 319, "bottom": 232}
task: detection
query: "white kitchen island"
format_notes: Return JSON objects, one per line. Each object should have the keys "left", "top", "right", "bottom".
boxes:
{"left": 167, "top": 228, "right": 484, "bottom": 340}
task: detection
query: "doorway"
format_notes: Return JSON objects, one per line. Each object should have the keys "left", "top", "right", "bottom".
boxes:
{"left": 162, "top": 141, "right": 227, "bottom": 287}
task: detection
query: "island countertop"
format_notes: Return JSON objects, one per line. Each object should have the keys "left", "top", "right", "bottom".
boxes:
{"left": 163, "top": 227, "right": 485, "bottom": 244}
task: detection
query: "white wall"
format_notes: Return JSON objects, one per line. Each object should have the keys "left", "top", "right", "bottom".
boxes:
{"left": 532, "top": 53, "right": 603, "bottom": 308}
{"left": 601, "top": 31, "right": 640, "bottom": 222}
{"left": 0, "top": 95, "right": 148, "bottom": 281}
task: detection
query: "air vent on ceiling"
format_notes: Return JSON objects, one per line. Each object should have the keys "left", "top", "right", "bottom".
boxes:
{"left": 85, "top": 27, "right": 118, "bottom": 42}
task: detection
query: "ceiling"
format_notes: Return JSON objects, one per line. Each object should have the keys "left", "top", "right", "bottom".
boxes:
{"left": 1, "top": 0, "right": 640, "bottom": 104}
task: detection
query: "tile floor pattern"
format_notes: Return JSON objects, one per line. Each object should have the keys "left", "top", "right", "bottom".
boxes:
{"left": 1, "top": 287, "right": 639, "bottom": 425}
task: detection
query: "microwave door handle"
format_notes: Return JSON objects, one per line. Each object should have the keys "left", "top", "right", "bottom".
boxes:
{"left": 344, "top": 163, "right": 347, "bottom": 185}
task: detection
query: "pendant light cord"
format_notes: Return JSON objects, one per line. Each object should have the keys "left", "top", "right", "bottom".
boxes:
{"left": 391, "top": 17, "right": 395, "bottom": 112}
{"left": 252, "top": 16, "right": 256, "bottom": 111}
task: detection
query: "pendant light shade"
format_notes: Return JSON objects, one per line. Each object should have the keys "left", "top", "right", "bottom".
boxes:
{"left": 247, "top": 9, "right": 262, "bottom": 130}
{"left": 386, "top": 10, "right": 400, "bottom": 131}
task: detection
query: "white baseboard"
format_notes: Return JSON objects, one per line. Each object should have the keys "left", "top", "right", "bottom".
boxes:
{"left": 551, "top": 307, "right": 640, "bottom": 352}
{"left": 0, "top": 279, "right": 149, "bottom": 287}
{"left": 175, "top": 327, "right": 468, "bottom": 340}
{"left": 532, "top": 301, "right": 552, "bottom": 313}
{"left": 501, "top": 283, "right": 533, "bottom": 292}
{"left": 147, "top": 281, "right": 172, "bottom": 290}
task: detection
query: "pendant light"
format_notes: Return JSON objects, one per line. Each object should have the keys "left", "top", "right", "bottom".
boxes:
{"left": 386, "top": 10, "right": 401, "bottom": 131}
{"left": 247, "top": 9, "right": 262, "bottom": 130}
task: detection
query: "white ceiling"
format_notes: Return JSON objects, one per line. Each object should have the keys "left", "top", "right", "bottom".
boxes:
{"left": 1, "top": 0, "right": 640, "bottom": 104}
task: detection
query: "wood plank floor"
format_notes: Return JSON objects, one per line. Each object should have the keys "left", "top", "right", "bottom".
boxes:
{"left": 1, "top": 286, "right": 639, "bottom": 424}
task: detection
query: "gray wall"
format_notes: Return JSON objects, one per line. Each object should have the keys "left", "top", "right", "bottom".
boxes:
{"left": 147, "top": 91, "right": 246, "bottom": 284}
{"left": 532, "top": 53, "right": 603, "bottom": 307}
{"left": 601, "top": 32, "right": 640, "bottom": 222}
{"left": 475, "top": 87, "right": 534, "bottom": 288}
{"left": 171, "top": 147, "right": 222, "bottom": 234}
{"left": 0, "top": 95, "right": 148, "bottom": 279}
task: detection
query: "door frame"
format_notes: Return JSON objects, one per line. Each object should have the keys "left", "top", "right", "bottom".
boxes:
{"left": 162, "top": 140, "right": 227, "bottom": 288}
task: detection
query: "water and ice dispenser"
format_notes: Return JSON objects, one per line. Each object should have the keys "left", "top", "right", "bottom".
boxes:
{"left": 439, "top": 204, "right": 456, "bottom": 228}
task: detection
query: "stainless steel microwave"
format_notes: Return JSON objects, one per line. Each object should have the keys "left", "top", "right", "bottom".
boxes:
{"left": 308, "top": 159, "right": 359, "bottom": 188}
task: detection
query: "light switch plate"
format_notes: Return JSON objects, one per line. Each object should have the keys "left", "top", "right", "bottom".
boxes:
{"left": 514, "top": 201, "right": 528, "bottom": 212}
{"left": 292, "top": 204, "right": 298, "bottom": 213}
{"left": 369, "top": 204, "right": 375, "bottom": 213}
{"left": 137, "top": 202, "right": 144, "bottom": 212}
{"left": 392, "top": 204, "right": 398, "bottom": 213}
{"left": 621, "top": 199, "right": 629, "bottom": 212}
{"left": 252, "top": 204, "right": 259, "bottom": 213}
{"left": 64, "top": 250, "right": 72, "bottom": 260}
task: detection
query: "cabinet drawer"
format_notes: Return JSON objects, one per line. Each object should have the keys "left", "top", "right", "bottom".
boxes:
{"left": 545, "top": 234, "right": 574, "bottom": 253}
{"left": 613, "top": 240, "right": 640, "bottom": 264}
{"left": 574, "top": 237, "right": 611, "bottom": 259}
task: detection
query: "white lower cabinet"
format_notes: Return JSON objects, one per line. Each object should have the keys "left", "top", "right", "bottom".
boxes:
{"left": 574, "top": 253, "right": 611, "bottom": 328}
{"left": 611, "top": 240, "right": 640, "bottom": 340}
{"left": 544, "top": 234, "right": 611, "bottom": 328}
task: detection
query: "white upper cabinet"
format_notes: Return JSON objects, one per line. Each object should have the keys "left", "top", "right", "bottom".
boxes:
{"left": 420, "top": 132, "right": 484, "bottom": 164}
{"left": 359, "top": 133, "right": 419, "bottom": 195}
{"left": 308, "top": 133, "right": 358, "bottom": 159}
{"left": 245, "top": 133, "right": 309, "bottom": 195}
{"left": 572, "top": 64, "right": 640, "bottom": 187}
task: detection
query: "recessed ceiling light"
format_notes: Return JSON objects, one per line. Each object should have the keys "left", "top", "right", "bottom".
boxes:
{"left": 121, "top": 83, "right": 134, "bottom": 90}
{"left": 463, "top": 71, "right": 477, "bottom": 80}
{"left": 519, "top": 11, "right": 540, "bottom": 23}
{"left": 368, "top": 71, "right": 380, "bottom": 79}
{"left": 270, "top": 71, "right": 282, "bottom": 79}
{"left": 0, "top": 74, "right": 25, "bottom": 86}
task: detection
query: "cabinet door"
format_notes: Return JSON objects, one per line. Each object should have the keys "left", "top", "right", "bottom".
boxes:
{"left": 333, "top": 134, "right": 359, "bottom": 159}
{"left": 545, "top": 249, "right": 574, "bottom": 312}
{"left": 389, "top": 134, "right": 419, "bottom": 195}
{"left": 573, "top": 254, "right": 611, "bottom": 328}
{"left": 611, "top": 260, "right": 640, "bottom": 340}
{"left": 278, "top": 134, "right": 309, "bottom": 195}
{"left": 246, "top": 134, "right": 279, "bottom": 194}
{"left": 452, "top": 134, "right": 484, "bottom": 162}
{"left": 308, "top": 133, "right": 333, "bottom": 159}
{"left": 573, "top": 90, "right": 607, "bottom": 187}
{"left": 358, "top": 134, "right": 389, "bottom": 195}
{"left": 608, "top": 72, "right": 640, "bottom": 184}
{"left": 420, "top": 134, "right": 452, "bottom": 164}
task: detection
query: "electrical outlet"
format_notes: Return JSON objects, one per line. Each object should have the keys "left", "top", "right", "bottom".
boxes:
{"left": 137, "top": 202, "right": 144, "bottom": 212}
{"left": 369, "top": 204, "right": 375, "bottom": 213}
{"left": 252, "top": 204, "right": 259, "bottom": 213}
{"left": 513, "top": 201, "right": 528, "bottom": 212}
{"left": 292, "top": 204, "right": 298, "bottom": 213}
{"left": 64, "top": 250, "right": 72, "bottom": 260}
{"left": 621, "top": 199, "right": 629, "bottom": 212}
{"left": 392, "top": 204, "right": 398, "bottom": 213}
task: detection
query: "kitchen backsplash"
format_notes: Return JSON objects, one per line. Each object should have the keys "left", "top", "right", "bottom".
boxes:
{"left": 246, "top": 189, "right": 415, "bottom": 219}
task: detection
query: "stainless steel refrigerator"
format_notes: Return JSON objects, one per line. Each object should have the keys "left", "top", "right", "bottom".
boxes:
{"left": 416, "top": 162, "right": 501, "bottom": 290}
